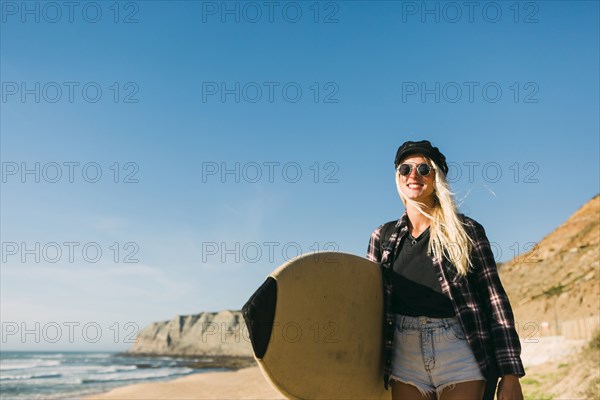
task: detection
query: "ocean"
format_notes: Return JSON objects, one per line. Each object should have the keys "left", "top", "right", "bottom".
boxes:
{"left": 0, "top": 351, "right": 227, "bottom": 400}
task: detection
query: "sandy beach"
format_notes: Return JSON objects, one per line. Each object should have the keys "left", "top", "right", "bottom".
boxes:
{"left": 85, "top": 337, "right": 587, "bottom": 400}
{"left": 84, "top": 366, "right": 285, "bottom": 400}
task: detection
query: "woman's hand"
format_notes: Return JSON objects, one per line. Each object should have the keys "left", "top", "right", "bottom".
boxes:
{"left": 497, "top": 375, "right": 524, "bottom": 400}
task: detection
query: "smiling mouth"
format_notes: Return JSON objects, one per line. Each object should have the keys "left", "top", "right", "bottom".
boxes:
{"left": 407, "top": 183, "right": 423, "bottom": 189}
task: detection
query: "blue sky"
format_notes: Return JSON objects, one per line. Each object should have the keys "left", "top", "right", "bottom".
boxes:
{"left": 1, "top": 1, "right": 598, "bottom": 350}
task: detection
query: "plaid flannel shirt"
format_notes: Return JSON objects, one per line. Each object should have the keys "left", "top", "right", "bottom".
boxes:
{"left": 367, "top": 211, "right": 526, "bottom": 390}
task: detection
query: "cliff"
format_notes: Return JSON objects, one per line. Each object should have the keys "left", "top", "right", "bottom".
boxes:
{"left": 499, "top": 194, "right": 599, "bottom": 336}
{"left": 127, "top": 310, "right": 253, "bottom": 357}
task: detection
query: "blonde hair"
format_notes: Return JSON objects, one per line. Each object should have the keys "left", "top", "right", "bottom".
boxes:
{"left": 395, "top": 157, "right": 475, "bottom": 276}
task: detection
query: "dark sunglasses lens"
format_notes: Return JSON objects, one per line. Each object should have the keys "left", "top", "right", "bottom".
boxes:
{"left": 417, "top": 164, "right": 431, "bottom": 176}
{"left": 398, "top": 164, "right": 411, "bottom": 176}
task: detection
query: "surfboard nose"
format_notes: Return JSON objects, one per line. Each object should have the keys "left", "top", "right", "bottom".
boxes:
{"left": 242, "top": 276, "right": 277, "bottom": 359}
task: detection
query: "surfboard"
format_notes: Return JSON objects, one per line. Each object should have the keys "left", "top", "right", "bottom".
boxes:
{"left": 242, "top": 251, "right": 391, "bottom": 400}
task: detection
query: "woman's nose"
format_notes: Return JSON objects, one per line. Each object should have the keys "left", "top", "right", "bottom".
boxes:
{"left": 408, "top": 167, "right": 419, "bottom": 179}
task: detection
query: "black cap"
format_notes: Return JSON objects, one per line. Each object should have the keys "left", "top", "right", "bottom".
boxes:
{"left": 394, "top": 140, "right": 448, "bottom": 176}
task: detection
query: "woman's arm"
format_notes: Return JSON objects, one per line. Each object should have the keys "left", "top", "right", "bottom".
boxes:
{"left": 498, "top": 375, "right": 524, "bottom": 400}
{"left": 467, "top": 218, "right": 526, "bottom": 378}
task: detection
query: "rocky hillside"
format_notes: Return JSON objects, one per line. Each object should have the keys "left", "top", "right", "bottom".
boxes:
{"left": 499, "top": 194, "right": 599, "bottom": 337}
{"left": 127, "top": 310, "right": 252, "bottom": 357}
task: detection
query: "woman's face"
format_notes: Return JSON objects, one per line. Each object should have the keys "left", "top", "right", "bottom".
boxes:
{"left": 396, "top": 154, "right": 436, "bottom": 205}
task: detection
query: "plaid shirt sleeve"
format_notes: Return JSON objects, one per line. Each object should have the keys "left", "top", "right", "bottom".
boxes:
{"left": 467, "top": 218, "right": 526, "bottom": 378}
{"left": 367, "top": 224, "right": 382, "bottom": 263}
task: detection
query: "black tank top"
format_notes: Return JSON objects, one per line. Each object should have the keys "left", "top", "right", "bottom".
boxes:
{"left": 391, "top": 227, "right": 455, "bottom": 317}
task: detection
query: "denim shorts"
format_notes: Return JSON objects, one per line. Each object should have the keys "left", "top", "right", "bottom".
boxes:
{"left": 389, "top": 314, "right": 486, "bottom": 398}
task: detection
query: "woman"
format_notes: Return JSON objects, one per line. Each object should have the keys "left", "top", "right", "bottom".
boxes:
{"left": 367, "top": 140, "right": 525, "bottom": 400}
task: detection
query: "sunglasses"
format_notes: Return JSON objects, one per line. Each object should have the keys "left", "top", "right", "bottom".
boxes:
{"left": 396, "top": 163, "right": 433, "bottom": 177}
